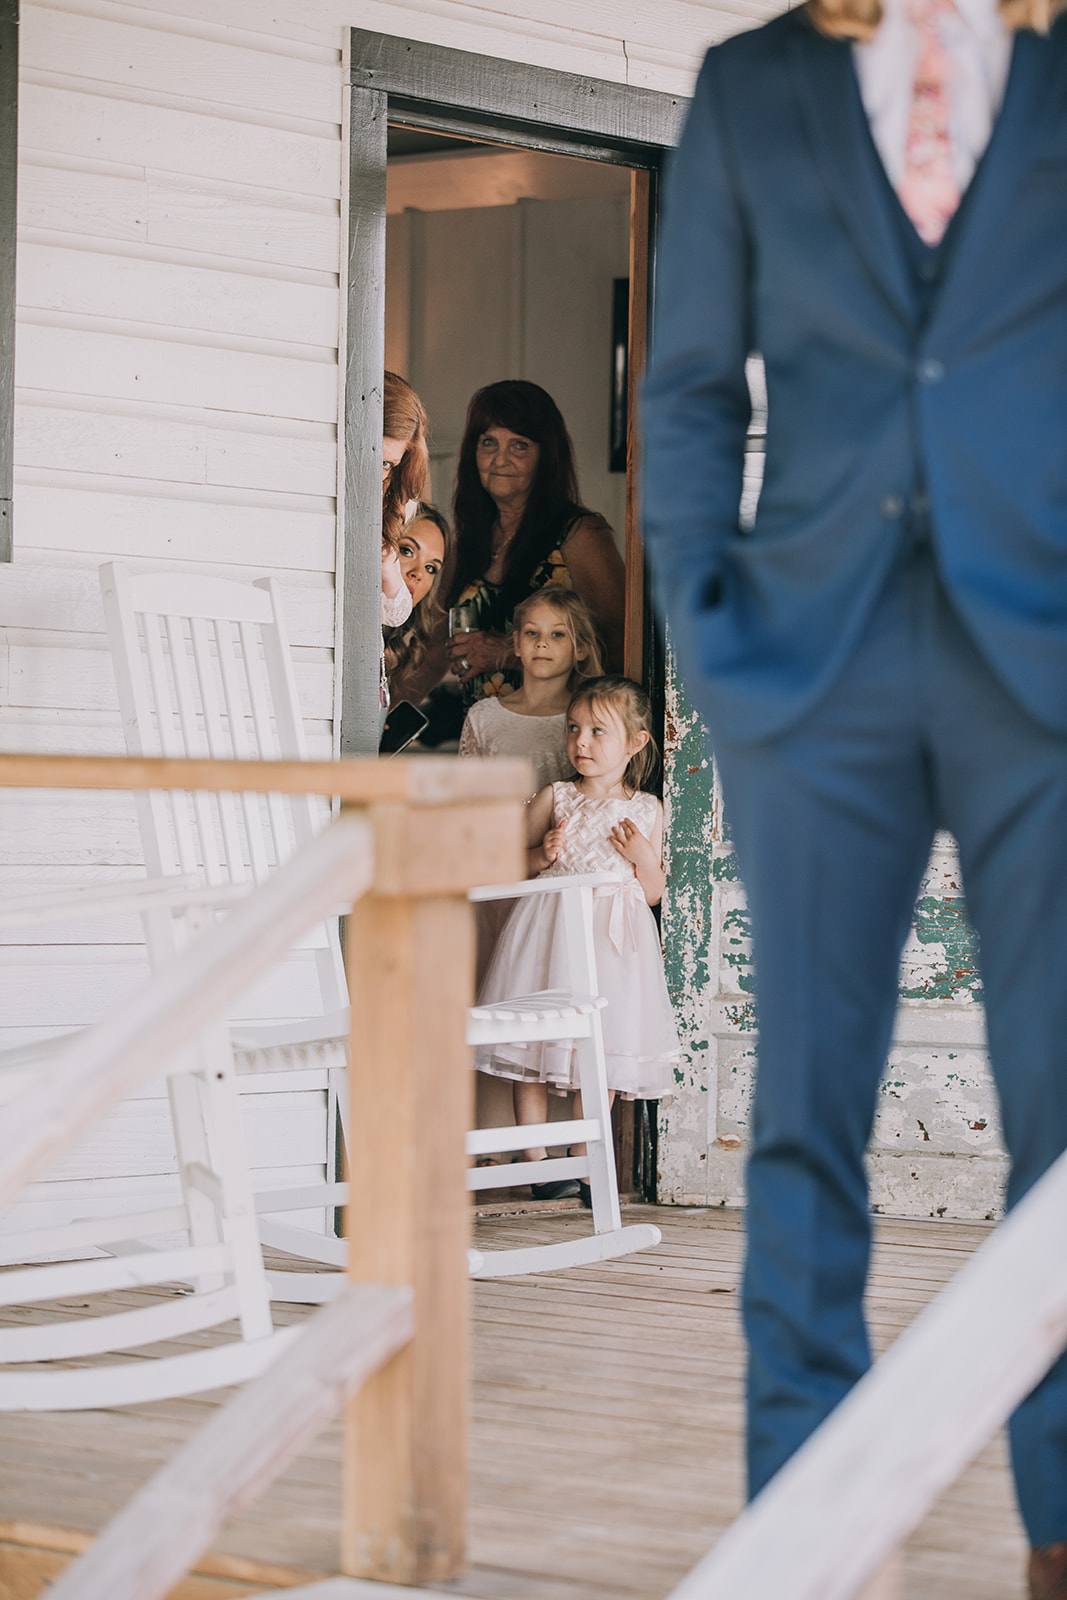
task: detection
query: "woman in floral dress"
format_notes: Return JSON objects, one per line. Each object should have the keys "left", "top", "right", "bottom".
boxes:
{"left": 441, "top": 381, "right": 625, "bottom": 707}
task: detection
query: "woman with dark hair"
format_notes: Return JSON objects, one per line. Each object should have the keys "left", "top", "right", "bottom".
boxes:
{"left": 444, "top": 380, "right": 625, "bottom": 705}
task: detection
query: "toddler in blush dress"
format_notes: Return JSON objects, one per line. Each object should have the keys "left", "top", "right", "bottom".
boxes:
{"left": 475, "top": 675, "right": 679, "bottom": 1200}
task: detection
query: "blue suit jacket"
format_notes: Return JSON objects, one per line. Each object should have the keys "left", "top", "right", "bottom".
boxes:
{"left": 641, "top": 9, "right": 1067, "bottom": 744}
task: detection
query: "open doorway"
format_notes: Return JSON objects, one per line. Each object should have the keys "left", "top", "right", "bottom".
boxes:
{"left": 385, "top": 130, "right": 631, "bottom": 569}
{"left": 346, "top": 31, "right": 682, "bottom": 1199}
{"left": 385, "top": 129, "right": 645, "bottom": 1193}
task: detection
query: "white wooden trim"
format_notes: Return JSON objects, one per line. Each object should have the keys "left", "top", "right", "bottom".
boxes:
{"left": 266, "top": 1268, "right": 345, "bottom": 1303}
{"left": 0, "top": 1325, "right": 298, "bottom": 1411}
{"left": 468, "top": 872, "right": 616, "bottom": 902}
{"left": 667, "top": 1145, "right": 1067, "bottom": 1600}
{"left": 258, "top": 1216, "right": 346, "bottom": 1266}
{"left": 470, "top": 1223, "right": 664, "bottom": 1278}
{"left": 254, "top": 1182, "right": 349, "bottom": 1212}
{"left": 0, "top": 1204, "right": 188, "bottom": 1262}
{"left": 0, "top": 877, "right": 245, "bottom": 931}
{"left": 466, "top": 1119, "right": 600, "bottom": 1156}
{"left": 127, "top": 571, "right": 275, "bottom": 626}
{"left": 0, "top": 1285, "right": 241, "bottom": 1362}
{"left": 0, "top": 810, "right": 374, "bottom": 1215}
{"left": 467, "top": 1155, "right": 589, "bottom": 1191}
{"left": 0, "top": 1242, "right": 230, "bottom": 1305}
{"left": 46, "top": 1282, "right": 414, "bottom": 1600}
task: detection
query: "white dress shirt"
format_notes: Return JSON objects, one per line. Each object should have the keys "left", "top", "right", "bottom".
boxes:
{"left": 853, "top": 0, "right": 1013, "bottom": 195}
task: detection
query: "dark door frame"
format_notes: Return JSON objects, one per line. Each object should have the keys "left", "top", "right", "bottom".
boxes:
{"left": 342, "top": 26, "right": 685, "bottom": 754}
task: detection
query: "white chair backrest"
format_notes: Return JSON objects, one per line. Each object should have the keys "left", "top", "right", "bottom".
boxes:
{"left": 100, "top": 562, "right": 346, "bottom": 1011}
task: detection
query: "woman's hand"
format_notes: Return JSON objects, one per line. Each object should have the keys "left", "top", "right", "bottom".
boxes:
{"left": 447, "top": 629, "right": 514, "bottom": 683}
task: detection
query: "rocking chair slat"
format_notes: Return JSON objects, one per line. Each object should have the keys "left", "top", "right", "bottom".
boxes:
{"left": 166, "top": 612, "right": 224, "bottom": 882}
{"left": 466, "top": 1119, "right": 600, "bottom": 1156}
{"left": 0, "top": 1285, "right": 242, "bottom": 1362}
{"left": 190, "top": 616, "right": 248, "bottom": 881}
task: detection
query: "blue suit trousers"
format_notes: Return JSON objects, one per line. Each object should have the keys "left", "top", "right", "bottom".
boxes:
{"left": 709, "top": 534, "right": 1067, "bottom": 1543}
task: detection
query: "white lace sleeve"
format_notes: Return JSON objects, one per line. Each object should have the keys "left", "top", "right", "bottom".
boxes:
{"left": 458, "top": 709, "right": 482, "bottom": 759}
{"left": 380, "top": 550, "right": 413, "bottom": 626}
{"left": 381, "top": 586, "right": 413, "bottom": 627}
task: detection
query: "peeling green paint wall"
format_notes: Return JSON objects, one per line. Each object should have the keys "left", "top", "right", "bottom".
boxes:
{"left": 659, "top": 645, "right": 1006, "bottom": 1220}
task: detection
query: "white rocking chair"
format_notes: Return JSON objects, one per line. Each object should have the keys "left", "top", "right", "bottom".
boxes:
{"left": 466, "top": 875, "right": 662, "bottom": 1276}
{"left": 99, "top": 561, "right": 349, "bottom": 1303}
{"left": 0, "top": 811, "right": 375, "bottom": 1409}
{"left": 0, "top": 886, "right": 292, "bottom": 1408}
{"left": 101, "top": 563, "right": 657, "bottom": 1289}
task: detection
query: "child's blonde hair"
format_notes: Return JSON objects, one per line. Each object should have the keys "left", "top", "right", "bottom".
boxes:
{"left": 512, "top": 588, "right": 604, "bottom": 690}
{"left": 567, "top": 675, "right": 660, "bottom": 794}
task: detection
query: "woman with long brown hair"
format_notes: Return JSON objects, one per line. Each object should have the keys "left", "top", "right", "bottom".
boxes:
{"left": 383, "top": 503, "right": 450, "bottom": 704}
{"left": 443, "top": 380, "right": 625, "bottom": 706}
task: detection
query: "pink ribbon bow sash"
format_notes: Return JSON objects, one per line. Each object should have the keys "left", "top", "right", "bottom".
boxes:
{"left": 595, "top": 878, "right": 646, "bottom": 956}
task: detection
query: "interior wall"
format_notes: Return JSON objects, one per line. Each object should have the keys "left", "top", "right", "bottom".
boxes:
{"left": 386, "top": 182, "right": 629, "bottom": 544}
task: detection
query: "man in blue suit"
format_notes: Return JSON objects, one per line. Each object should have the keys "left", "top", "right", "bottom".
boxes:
{"left": 641, "top": 0, "right": 1067, "bottom": 1589}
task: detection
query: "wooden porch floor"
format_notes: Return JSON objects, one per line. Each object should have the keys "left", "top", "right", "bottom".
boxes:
{"left": 0, "top": 1207, "right": 1027, "bottom": 1600}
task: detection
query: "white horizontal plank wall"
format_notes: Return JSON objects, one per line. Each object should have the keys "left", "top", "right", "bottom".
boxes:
{"left": 11, "top": 0, "right": 348, "bottom": 1228}
{"left": 10, "top": 0, "right": 781, "bottom": 1222}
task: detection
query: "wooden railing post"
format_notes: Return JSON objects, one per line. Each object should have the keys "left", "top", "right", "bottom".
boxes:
{"left": 341, "top": 794, "right": 524, "bottom": 1585}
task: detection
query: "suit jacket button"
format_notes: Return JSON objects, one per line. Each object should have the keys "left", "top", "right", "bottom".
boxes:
{"left": 917, "top": 358, "right": 945, "bottom": 385}
{"left": 880, "top": 494, "right": 904, "bottom": 519}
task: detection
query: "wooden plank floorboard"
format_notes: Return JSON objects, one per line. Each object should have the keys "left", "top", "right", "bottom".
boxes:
{"left": 0, "top": 1205, "right": 1027, "bottom": 1599}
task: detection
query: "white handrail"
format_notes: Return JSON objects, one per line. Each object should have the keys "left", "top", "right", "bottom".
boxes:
{"left": 0, "top": 810, "right": 374, "bottom": 1216}
{"left": 45, "top": 1282, "right": 414, "bottom": 1600}
{"left": 468, "top": 871, "right": 618, "bottom": 902}
{"left": 668, "top": 1146, "right": 1067, "bottom": 1600}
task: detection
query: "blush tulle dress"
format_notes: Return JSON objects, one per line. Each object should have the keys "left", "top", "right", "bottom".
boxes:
{"left": 475, "top": 781, "right": 680, "bottom": 1100}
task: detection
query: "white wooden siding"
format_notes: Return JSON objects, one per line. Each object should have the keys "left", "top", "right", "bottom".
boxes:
{"left": 10, "top": 0, "right": 784, "bottom": 1219}
{"left": 12, "top": 0, "right": 347, "bottom": 1218}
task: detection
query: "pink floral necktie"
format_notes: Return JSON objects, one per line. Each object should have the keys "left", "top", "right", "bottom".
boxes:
{"left": 897, "top": 0, "right": 961, "bottom": 246}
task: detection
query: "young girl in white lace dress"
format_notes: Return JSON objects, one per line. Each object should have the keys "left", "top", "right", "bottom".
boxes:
{"left": 458, "top": 588, "right": 603, "bottom": 795}
{"left": 475, "top": 675, "right": 679, "bottom": 1199}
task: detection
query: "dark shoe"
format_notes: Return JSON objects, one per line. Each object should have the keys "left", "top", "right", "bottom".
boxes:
{"left": 577, "top": 1180, "right": 592, "bottom": 1208}
{"left": 1030, "top": 1543, "right": 1067, "bottom": 1600}
{"left": 530, "top": 1157, "right": 580, "bottom": 1201}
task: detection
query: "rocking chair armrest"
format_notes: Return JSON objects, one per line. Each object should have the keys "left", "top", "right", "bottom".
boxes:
{"left": 230, "top": 1008, "right": 350, "bottom": 1051}
{"left": 468, "top": 872, "right": 618, "bottom": 904}
{"left": 0, "top": 876, "right": 248, "bottom": 932}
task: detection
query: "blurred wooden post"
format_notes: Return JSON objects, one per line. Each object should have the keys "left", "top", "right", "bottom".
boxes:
{"left": 341, "top": 792, "right": 524, "bottom": 1585}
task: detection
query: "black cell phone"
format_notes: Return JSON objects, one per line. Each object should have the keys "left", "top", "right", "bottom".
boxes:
{"left": 379, "top": 699, "right": 430, "bottom": 757}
